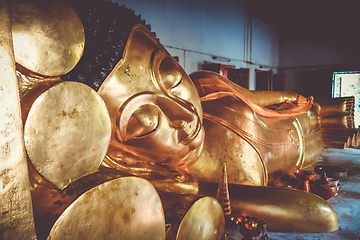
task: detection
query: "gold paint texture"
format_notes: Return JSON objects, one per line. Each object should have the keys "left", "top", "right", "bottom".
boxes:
{"left": 98, "top": 24, "right": 205, "bottom": 194}
{"left": 199, "top": 182, "right": 338, "bottom": 233}
{"left": 29, "top": 166, "right": 133, "bottom": 239}
{"left": 216, "top": 164, "right": 231, "bottom": 215}
{"left": 47, "top": 177, "right": 165, "bottom": 240}
{"left": 16, "top": 64, "right": 62, "bottom": 100}
{"left": 95, "top": 25, "right": 334, "bottom": 233}
{"left": 160, "top": 192, "right": 226, "bottom": 240}
{"left": 2, "top": 0, "right": 339, "bottom": 237}
{"left": 188, "top": 70, "right": 323, "bottom": 186}
{"left": 0, "top": 1, "right": 36, "bottom": 238}
{"left": 176, "top": 197, "right": 225, "bottom": 240}
{"left": 10, "top": 0, "right": 85, "bottom": 77}
{"left": 22, "top": 81, "right": 111, "bottom": 190}
{"left": 160, "top": 193, "right": 203, "bottom": 239}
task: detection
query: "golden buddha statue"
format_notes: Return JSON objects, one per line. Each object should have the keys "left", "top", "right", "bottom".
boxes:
{"left": 187, "top": 70, "right": 324, "bottom": 186}
{"left": 95, "top": 23, "right": 337, "bottom": 234}
{"left": 4, "top": 0, "right": 338, "bottom": 239}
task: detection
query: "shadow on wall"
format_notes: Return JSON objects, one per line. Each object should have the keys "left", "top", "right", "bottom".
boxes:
{"left": 294, "top": 69, "right": 333, "bottom": 100}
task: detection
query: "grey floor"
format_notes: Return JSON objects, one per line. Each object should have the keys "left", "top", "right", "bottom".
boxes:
{"left": 225, "top": 148, "right": 360, "bottom": 240}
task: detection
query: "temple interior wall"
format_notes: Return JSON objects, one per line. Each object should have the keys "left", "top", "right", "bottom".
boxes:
{"left": 279, "top": 28, "right": 360, "bottom": 100}
{"left": 113, "top": 0, "right": 359, "bottom": 98}
{"left": 112, "top": 0, "right": 279, "bottom": 90}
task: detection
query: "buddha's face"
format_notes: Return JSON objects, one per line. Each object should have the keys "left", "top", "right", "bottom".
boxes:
{"left": 98, "top": 24, "right": 204, "bottom": 169}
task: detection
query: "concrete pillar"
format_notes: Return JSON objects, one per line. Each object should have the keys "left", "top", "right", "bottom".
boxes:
{"left": 0, "top": 0, "right": 37, "bottom": 239}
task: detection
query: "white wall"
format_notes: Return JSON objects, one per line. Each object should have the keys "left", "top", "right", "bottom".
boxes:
{"left": 251, "top": 18, "right": 279, "bottom": 68}
{"left": 112, "top": 0, "right": 280, "bottom": 89}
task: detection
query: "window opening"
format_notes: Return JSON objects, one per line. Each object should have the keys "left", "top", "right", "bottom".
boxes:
{"left": 332, "top": 71, "right": 360, "bottom": 128}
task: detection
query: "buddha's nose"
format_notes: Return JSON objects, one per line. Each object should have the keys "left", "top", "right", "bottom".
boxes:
{"left": 171, "top": 117, "right": 199, "bottom": 144}
{"left": 170, "top": 119, "right": 187, "bottom": 130}
{"left": 156, "top": 95, "right": 201, "bottom": 141}
{"left": 171, "top": 118, "right": 197, "bottom": 134}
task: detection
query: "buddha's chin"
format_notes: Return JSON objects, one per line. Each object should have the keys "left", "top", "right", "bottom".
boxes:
{"left": 175, "top": 140, "right": 204, "bottom": 168}
{"left": 177, "top": 125, "right": 205, "bottom": 164}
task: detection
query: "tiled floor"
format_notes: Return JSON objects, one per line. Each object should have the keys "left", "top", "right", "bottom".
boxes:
{"left": 225, "top": 147, "right": 360, "bottom": 240}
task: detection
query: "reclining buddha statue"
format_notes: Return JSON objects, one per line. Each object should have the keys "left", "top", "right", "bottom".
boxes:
{"left": 97, "top": 22, "right": 324, "bottom": 187}
{"left": 4, "top": 0, "right": 338, "bottom": 239}
{"left": 96, "top": 23, "right": 336, "bottom": 234}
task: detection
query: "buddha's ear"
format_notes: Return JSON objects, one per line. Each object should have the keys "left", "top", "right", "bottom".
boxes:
{"left": 97, "top": 24, "right": 174, "bottom": 114}
{"left": 98, "top": 23, "right": 164, "bottom": 91}
{"left": 122, "top": 24, "right": 162, "bottom": 59}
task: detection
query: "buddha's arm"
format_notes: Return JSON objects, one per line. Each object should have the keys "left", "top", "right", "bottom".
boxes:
{"left": 245, "top": 90, "right": 300, "bottom": 107}
{"left": 190, "top": 70, "right": 300, "bottom": 107}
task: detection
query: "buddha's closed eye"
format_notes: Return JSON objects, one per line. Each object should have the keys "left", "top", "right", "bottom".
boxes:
{"left": 159, "top": 56, "right": 183, "bottom": 92}
{"left": 124, "top": 104, "right": 160, "bottom": 140}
